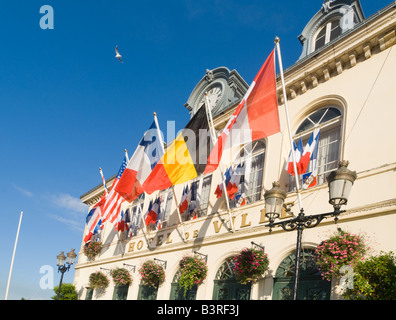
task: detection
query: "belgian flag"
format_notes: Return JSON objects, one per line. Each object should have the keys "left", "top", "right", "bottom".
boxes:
{"left": 142, "top": 105, "right": 213, "bottom": 194}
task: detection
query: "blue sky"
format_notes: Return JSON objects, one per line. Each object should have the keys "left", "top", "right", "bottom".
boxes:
{"left": 0, "top": 0, "right": 390, "bottom": 300}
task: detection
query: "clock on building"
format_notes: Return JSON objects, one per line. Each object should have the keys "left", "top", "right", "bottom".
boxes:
{"left": 184, "top": 67, "right": 249, "bottom": 119}
{"left": 198, "top": 83, "right": 224, "bottom": 111}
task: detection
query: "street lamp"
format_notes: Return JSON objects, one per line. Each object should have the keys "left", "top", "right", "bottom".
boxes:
{"left": 264, "top": 161, "right": 357, "bottom": 300}
{"left": 56, "top": 249, "right": 77, "bottom": 300}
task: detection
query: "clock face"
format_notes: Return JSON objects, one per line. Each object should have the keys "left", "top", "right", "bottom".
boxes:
{"left": 199, "top": 84, "right": 223, "bottom": 110}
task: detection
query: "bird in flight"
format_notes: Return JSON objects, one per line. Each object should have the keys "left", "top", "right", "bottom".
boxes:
{"left": 115, "top": 45, "right": 123, "bottom": 63}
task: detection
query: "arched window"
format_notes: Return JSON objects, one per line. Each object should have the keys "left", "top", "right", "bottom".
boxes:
{"left": 314, "top": 19, "right": 342, "bottom": 51}
{"left": 212, "top": 257, "right": 251, "bottom": 300}
{"left": 288, "top": 106, "right": 342, "bottom": 191}
{"left": 273, "top": 249, "right": 331, "bottom": 300}
{"left": 169, "top": 269, "right": 197, "bottom": 300}
{"left": 230, "top": 139, "right": 266, "bottom": 208}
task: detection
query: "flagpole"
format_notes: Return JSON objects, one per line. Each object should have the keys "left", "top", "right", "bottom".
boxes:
{"left": 137, "top": 202, "right": 153, "bottom": 249}
{"left": 153, "top": 112, "right": 187, "bottom": 242}
{"left": 274, "top": 37, "right": 303, "bottom": 211}
{"left": 5, "top": 211, "right": 23, "bottom": 300}
{"left": 204, "top": 94, "right": 235, "bottom": 232}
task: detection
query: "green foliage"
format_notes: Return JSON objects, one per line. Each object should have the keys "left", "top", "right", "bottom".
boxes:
{"left": 343, "top": 251, "right": 396, "bottom": 300}
{"left": 51, "top": 283, "right": 78, "bottom": 300}
{"left": 89, "top": 271, "right": 109, "bottom": 290}
{"left": 178, "top": 256, "right": 208, "bottom": 296}
{"left": 233, "top": 248, "right": 269, "bottom": 284}
{"left": 83, "top": 241, "right": 102, "bottom": 260}
{"left": 313, "top": 229, "right": 367, "bottom": 281}
{"left": 110, "top": 267, "right": 133, "bottom": 286}
{"left": 138, "top": 260, "right": 166, "bottom": 288}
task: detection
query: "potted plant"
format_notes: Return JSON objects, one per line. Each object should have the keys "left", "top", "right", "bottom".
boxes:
{"left": 313, "top": 229, "right": 368, "bottom": 281}
{"left": 138, "top": 260, "right": 166, "bottom": 288}
{"left": 233, "top": 248, "right": 270, "bottom": 284}
{"left": 110, "top": 267, "right": 133, "bottom": 286}
{"left": 178, "top": 255, "right": 208, "bottom": 296}
{"left": 88, "top": 271, "right": 109, "bottom": 290}
{"left": 83, "top": 241, "right": 102, "bottom": 260}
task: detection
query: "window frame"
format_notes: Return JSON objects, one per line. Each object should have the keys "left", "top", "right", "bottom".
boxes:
{"left": 287, "top": 106, "right": 343, "bottom": 192}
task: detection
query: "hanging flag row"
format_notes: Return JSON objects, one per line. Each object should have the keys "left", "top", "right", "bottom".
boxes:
{"left": 84, "top": 49, "right": 281, "bottom": 243}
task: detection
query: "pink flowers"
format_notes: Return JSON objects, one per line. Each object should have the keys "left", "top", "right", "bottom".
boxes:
{"left": 178, "top": 255, "right": 208, "bottom": 296}
{"left": 313, "top": 230, "right": 367, "bottom": 281}
{"left": 138, "top": 260, "right": 166, "bottom": 288}
{"left": 110, "top": 267, "right": 132, "bottom": 286}
{"left": 233, "top": 248, "right": 269, "bottom": 284}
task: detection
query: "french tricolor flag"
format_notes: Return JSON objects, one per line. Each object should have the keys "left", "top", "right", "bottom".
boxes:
{"left": 84, "top": 194, "right": 106, "bottom": 243}
{"left": 286, "top": 138, "right": 304, "bottom": 176}
{"left": 145, "top": 197, "right": 161, "bottom": 226}
{"left": 299, "top": 129, "right": 320, "bottom": 175}
{"left": 204, "top": 50, "right": 280, "bottom": 175}
{"left": 115, "top": 120, "right": 164, "bottom": 203}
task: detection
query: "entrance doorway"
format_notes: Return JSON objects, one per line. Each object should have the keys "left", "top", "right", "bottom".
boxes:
{"left": 273, "top": 249, "right": 331, "bottom": 300}
{"left": 212, "top": 257, "right": 251, "bottom": 300}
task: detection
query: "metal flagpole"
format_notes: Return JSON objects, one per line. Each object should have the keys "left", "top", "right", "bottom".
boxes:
{"left": 274, "top": 37, "right": 303, "bottom": 210}
{"left": 153, "top": 112, "right": 187, "bottom": 242}
{"left": 204, "top": 94, "right": 235, "bottom": 232}
{"left": 275, "top": 36, "right": 305, "bottom": 300}
{"left": 5, "top": 211, "right": 23, "bottom": 300}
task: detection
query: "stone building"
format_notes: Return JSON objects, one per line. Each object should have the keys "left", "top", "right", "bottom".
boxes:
{"left": 74, "top": 0, "right": 396, "bottom": 300}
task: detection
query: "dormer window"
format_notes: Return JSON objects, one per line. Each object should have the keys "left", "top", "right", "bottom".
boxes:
{"left": 314, "top": 19, "right": 342, "bottom": 51}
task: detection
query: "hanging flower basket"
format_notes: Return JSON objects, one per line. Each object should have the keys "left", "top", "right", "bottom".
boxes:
{"left": 178, "top": 255, "right": 208, "bottom": 296}
{"left": 110, "top": 267, "right": 133, "bottom": 286}
{"left": 233, "top": 248, "right": 270, "bottom": 284}
{"left": 83, "top": 241, "right": 102, "bottom": 260}
{"left": 138, "top": 260, "right": 166, "bottom": 289}
{"left": 313, "top": 229, "right": 368, "bottom": 281}
{"left": 89, "top": 271, "right": 109, "bottom": 290}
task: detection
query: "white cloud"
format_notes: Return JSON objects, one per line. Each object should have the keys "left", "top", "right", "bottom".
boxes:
{"left": 44, "top": 192, "right": 88, "bottom": 232}
{"left": 13, "top": 184, "right": 33, "bottom": 198}
{"left": 45, "top": 192, "right": 87, "bottom": 214}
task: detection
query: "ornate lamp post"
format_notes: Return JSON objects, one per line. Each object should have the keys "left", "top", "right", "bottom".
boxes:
{"left": 56, "top": 249, "right": 77, "bottom": 300}
{"left": 264, "top": 161, "right": 357, "bottom": 300}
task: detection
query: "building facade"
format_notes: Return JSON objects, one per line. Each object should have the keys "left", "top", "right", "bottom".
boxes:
{"left": 74, "top": 0, "right": 396, "bottom": 300}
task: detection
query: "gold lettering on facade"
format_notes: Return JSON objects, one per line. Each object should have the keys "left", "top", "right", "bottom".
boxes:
{"left": 185, "top": 232, "right": 190, "bottom": 240}
{"left": 166, "top": 232, "right": 172, "bottom": 244}
{"left": 128, "top": 242, "right": 135, "bottom": 252}
{"left": 240, "top": 213, "right": 251, "bottom": 228}
{"left": 137, "top": 240, "right": 144, "bottom": 250}
{"left": 213, "top": 220, "right": 222, "bottom": 233}
{"left": 193, "top": 230, "right": 199, "bottom": 238}
{"left": 156, "top": 235, "right": 163, "bottom": 246}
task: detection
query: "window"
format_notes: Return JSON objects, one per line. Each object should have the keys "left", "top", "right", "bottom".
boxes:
{"left": 126, "top": 193, "right": 145, "bottom": 237}
{"left": 182, "top": 174, "right": 213, "bottom": 221}
{"left": 230, "top": 139, "right": 266, "bottom": 208}
{"left": 160, "top": 188, "right": 174, "bottom": 228}
{"left": 314, "top": 19, "right": 341, "bottom": 51}
{"left": 287, "top": 107, "right": 342, "bottom": 191}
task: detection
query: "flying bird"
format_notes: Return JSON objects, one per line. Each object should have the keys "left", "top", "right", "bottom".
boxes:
{"left": 115, "top": 45, "right": 123, "bottom": 63}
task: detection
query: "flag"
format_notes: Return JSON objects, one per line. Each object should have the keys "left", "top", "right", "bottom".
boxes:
{"left": 83, "top": 194, "right": 106, "bottom": 243}
{"left": 286, "top": 138, "right": 304, "bottom": 176}
{"left": 179, "top": 185, "right": 190, "bottom": 214}
{"left": 227, "top": 163, "right": 245, "bottom": 200}
{"left": 115, "top": 208, "right": 129, "bottom": 232}
{"left": 204, "top": 50, "right": 279, "bottom": 174}
{"left": 299, "top": 130, "right": 320, "bottom": 175}
{"left": 214, "top": 166, "right": 232, "bottom": 198}
{"left": 145, "top": 197, "right": 161, "bottom": 226}
{"left": 115, "top": 120, "right": 164, "bottom": 202}
{"left": 102, "top": 152, "right": 129, "bottom": 224}
{"left": 302, "top": 130, "right": 321, "bottom": 189}
{"left": 188, "top": 182, "right": 198, "bottom": 220}
{"left": 235, "top": 193, "right": 246, "bottom": 207}
{"left": 143, "top": 105, "right": 213, "bottom": 194}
